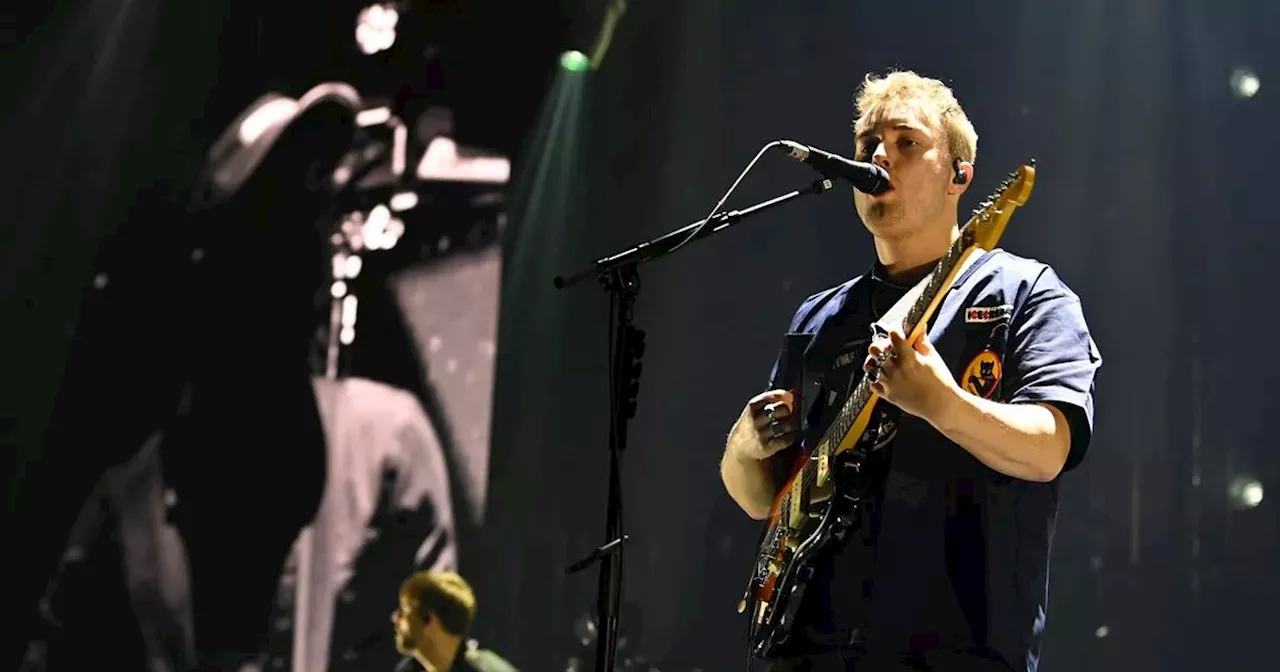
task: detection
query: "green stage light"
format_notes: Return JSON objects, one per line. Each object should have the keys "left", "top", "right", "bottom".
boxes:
{"left": 560, "top": 50, "right": 590, "bottom": 73}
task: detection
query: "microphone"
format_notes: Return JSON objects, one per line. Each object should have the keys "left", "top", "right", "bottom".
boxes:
{"left": 778, "top": 140, "right": 891, "bottom": 195}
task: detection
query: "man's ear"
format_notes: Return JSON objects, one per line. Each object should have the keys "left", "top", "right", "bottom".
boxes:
{"left": 949, "top": 158, "right": 974, "bottom": 195}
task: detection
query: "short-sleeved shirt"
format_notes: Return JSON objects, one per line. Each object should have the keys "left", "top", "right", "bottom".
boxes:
{"left": 763, "top": 249, "right": 1101, "bottom": 671}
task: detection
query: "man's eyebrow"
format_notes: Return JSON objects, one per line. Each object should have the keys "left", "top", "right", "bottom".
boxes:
{"left": 856, "top": 123, "right": 920, "bottom": 141}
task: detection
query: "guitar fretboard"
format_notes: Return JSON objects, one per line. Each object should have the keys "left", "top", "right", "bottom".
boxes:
{"left": 793, "top": 226, "right": 977, "bottom": 496}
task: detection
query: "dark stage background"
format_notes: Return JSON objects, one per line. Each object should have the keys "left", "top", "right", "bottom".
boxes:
{"left": 3, "top": 1, "right": 1278, "bottom": 671}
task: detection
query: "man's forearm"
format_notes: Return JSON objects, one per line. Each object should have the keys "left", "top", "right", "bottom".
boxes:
{"left": 929, "top": 388, "right": 1071, "bottom": 483}
{"left": 720, "top": 441, "right": 778, "bottom": 520}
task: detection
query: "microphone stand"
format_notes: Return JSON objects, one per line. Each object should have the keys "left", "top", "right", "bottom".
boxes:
{"left": 556, "top": 176, "right": 835, "bottom": 672}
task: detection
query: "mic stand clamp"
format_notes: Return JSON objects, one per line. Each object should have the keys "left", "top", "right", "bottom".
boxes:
{"left": 566, "top": 535, "right": 630, "bottom": 575}
{"left": 553, "top": 177, "right": 834, "bottom": 672}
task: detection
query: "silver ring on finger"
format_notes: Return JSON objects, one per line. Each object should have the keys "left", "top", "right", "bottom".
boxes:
{"left": 770, "top": 420, "right": 785, "bottom": 439}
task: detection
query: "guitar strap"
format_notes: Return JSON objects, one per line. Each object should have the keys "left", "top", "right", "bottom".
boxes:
{"left": 870, "top": 248, "right": 984, "bottom": 340}
{"left": 776, "top": 248, "right": 986, "bottom": 446}
{"left": 813, "top": 249, "right": 987, "bottom": 438}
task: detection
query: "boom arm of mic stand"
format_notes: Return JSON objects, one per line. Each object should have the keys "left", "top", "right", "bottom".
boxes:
{"left": 552, "top": 178, "right": 834, "bottom": 289}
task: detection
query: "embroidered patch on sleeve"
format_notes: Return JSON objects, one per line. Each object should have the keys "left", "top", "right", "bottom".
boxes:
{"left": 964, "top": 304, "right": 1013, "bottom": 324}
{"left": 961, "top": 349, "right": 1003, "bottom": 399}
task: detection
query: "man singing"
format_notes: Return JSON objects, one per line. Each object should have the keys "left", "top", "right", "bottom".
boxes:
{"left": 720, "top": 70, "right": 1101, "bottom": 671}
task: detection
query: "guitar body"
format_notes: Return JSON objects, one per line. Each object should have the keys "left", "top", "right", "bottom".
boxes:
{"left": 738, "top": 163, "right": 1037, "bottom": 659}
{"left": 746, "top": 418, "right": 888, "bottom": 658}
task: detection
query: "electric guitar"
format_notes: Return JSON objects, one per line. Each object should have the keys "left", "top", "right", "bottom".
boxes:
{"left": 739, "top": 162, "right": 1038, "bottom": 659}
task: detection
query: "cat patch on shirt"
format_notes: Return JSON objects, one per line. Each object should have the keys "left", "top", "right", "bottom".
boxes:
{"left": 961, "top": 349, "right": 1003, "bottom": 399}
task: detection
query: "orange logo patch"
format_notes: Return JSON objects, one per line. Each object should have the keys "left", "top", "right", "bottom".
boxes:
{"left": 961, "top": 350, "right": 1002, "bottom": 399}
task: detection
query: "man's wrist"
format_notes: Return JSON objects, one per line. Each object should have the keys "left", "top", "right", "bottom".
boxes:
{"left": 926, "top": 383, "right": 969, "bottom": 434}
{"left": 728, "top": 443, "right": 762, "bottom": 466}
{"left": 726, "top": 422, "right": 766, "bottom": 464}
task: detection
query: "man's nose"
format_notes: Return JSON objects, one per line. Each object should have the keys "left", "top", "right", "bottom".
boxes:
{"left": 871, "top": 142, "right": 890, "bottom": 168}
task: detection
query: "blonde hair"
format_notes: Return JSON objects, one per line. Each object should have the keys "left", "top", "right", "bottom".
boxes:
{"left": 400, "top": 571, "right": 477, "bottom": 636}
{"left": 853, "top": 70, "right": 978, "bottom": 163}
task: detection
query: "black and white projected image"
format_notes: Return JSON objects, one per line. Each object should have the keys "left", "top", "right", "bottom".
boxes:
{"left": 392, "top": 241, "right": 504, "bottom": 526}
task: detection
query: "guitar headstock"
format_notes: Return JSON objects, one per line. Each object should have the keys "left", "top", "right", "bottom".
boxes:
{"left": 964, "top": 161, "right": 1036, "bottom": 251}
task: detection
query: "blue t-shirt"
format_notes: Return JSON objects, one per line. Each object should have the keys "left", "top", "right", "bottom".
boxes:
{"left": 763, "top": 250, "right": 1101, "bottom": 671}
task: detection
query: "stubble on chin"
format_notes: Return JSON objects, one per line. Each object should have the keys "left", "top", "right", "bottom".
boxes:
{"left": 859, "top": 201, "right": 902, "bottom": 233}
{"left": 864, "top": 201, "right": 889, "bottom": 222}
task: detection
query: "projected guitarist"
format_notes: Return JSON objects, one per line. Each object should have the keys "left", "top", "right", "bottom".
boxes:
{"left": 720, "top": 70, "right": 1101, "bottom": 671}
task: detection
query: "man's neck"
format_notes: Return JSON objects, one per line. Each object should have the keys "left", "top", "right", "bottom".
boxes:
{"left": 415, "top": 635, "right": 462, "bottom": 672}
{"left": 412, "top": 652, "right": 440, "bottom": 671}
{"left": 873, "top": 223, "right": 959, "bottom": 282}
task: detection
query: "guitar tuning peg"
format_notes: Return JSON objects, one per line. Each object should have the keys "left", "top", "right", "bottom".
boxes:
{"left": 1029, "top": 158, "right": 1037, "bottom": 166}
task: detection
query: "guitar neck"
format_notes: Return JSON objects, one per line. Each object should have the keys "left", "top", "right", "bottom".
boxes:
{"left": 821, "top": 226, "right": 980, "bottom": 456}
